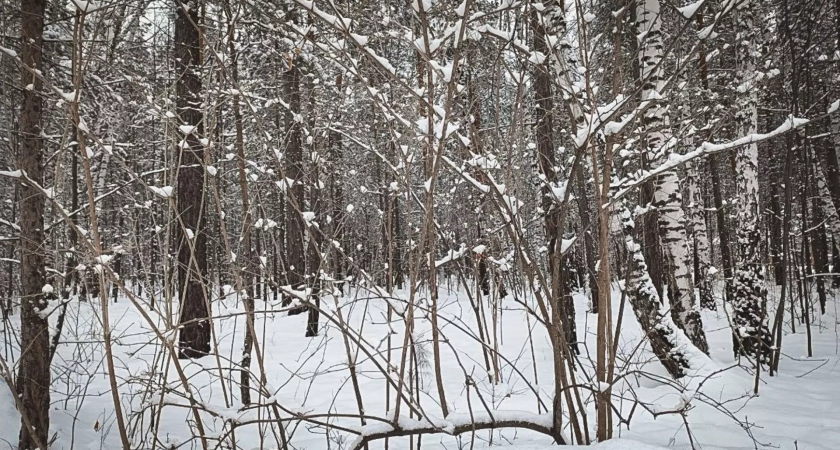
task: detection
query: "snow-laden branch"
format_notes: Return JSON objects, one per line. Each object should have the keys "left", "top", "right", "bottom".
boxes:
{"left": 0, "top": 217, "right": 20, "bottom": 232}
{"left": 349, "top": 410, "right": 558, "bottom": 450}
{"left": 435, "top": 243, "right": 466, "bottom": 268}
{"left": 610, "top": 114, "right": 815, "bottom": 207}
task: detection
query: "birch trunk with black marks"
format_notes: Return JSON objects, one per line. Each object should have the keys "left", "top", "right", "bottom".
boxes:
{"left": 731, "top": 0, "right": 772, "bottom": 364}
{"left": 619, "top": 206, "right": 693, "bottom": 379}
{"left": 636, "top": 0, "right": 708, "bottom": 353}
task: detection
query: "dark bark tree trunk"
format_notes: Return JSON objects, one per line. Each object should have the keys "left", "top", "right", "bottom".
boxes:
{"left": 833, "top": 239, "right": 840, "bottom": 288}
{"left": 4, "top": 185, "right": 17, "bottom": 316}
{"left": 330, "top": 73, "right": 346, "bottom": 289}
{"left": 175, "top": 0, "right": 211, "bottom": 359}
{"left": 576, "top": 167, "right": 600, "bottom": 313}
{"left": 709, "top": 154, "right": 734, "bottom": 289}
{"left": 532, "top": 4, "right": 575, "bottom": 439}
{"left": 641, "top": 179, "right": 664, "bottom": 301}
{"left": 306, "top": 73, "right": 322, "bottom": 337}
{"left": 769, "top": 147, "right": 784, "bottom": 285}
{"left": 17, "top": 0, "right": 51, "bottom": 445}
{"left": 809, "top": 158, "right": 829, "bottom": 314}
{"left": 284, "top": 56, "right": 306, "bottom": 315}
{"left": 222, "top": 0, "right": 256, "bottom": 403}
{"left": 64, "top": 151, "right": 80, "bottom": 299}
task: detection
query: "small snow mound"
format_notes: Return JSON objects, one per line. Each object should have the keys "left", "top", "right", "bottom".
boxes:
{"left": 150, "top": 186, "right": 174, "bottom": 199}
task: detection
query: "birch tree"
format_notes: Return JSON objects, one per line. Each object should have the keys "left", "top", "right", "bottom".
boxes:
{"left": 731, "top": 0, "right": 772, "bottom": 363}
{"left": 636, "top": 0, "right": 708, "bottom": 353}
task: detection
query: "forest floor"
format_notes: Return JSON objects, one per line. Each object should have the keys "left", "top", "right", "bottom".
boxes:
{"left": 1, "top": 280, "right": 839, "bottom": 450}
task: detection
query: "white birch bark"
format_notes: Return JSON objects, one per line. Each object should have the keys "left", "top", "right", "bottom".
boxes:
{"left": 636, "top": 0, "right": 708, "bottom": 353}
{"left": 618, "top": 205, "right": 696, "bottom": 379}
{"left": 731, "top": 0, "right": 771, "bottom": 363}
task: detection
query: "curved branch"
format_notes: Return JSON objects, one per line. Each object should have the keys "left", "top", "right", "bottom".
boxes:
{"left": 349, "top": 411, "right": 559, "bottom": 450}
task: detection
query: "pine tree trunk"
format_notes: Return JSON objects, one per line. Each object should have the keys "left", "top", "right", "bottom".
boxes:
{"left": 306, "top": 74, "right": 322, "bottom": 337}
{"left": 17, "top": 0, "right": 50, "bottom": 445}
{"left": 709, "top": 154, "right": 734, "bottom": 285}
{"left": 284, "top": 57, "right": 306, "bottom": 316}
{"left": 814, "top": 147, "right": 840, "bottom": 237}
{"left": 175, "top": 0, "right": 211, "bottom": 358}
{"left": 769, "top": 172, "right": 784, "bottom": 285}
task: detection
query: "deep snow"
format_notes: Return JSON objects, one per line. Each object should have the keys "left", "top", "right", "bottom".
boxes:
{"left": 1, "top": 280, "right": 838, "bottom": 449}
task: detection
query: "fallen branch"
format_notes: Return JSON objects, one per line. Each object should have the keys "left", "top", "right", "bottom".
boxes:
{"left": 349, "top": 410, "right": 560, "bottom": 450}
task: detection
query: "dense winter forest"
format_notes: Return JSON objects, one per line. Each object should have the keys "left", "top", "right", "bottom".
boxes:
{"left": 2, "top": 0, "right": 840, "bottom": 448}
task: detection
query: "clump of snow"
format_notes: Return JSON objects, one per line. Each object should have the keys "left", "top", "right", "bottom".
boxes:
{"left": 0, "top": 169, "right": 22, "bottom": 178}
{"left": 94, "top": 254, "right": 113, "bottom": 265}
{"left": 149, "top": 186, "right": 174, "bottom": 199}
{"left": 68, "top": 0, "right": 102, "bottom": 12}
{"left": 677, "top": 0, "right": 703, "bottom": 19}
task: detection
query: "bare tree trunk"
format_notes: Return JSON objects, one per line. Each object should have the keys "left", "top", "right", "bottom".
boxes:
{"left": 619, "top": 207, "right": 693, "bottom": 379}
{"left": 329, "top": 73, "right": 345, "bottom": 289}
{"left": 731, "top": 0, "right": 771, "bottom": 364}
{"left": 306, "top": 73, "right": 322, "bottom": 337}
{"left": 575, "top": 168, "right": 599, "bottom": 313}
{"left": 709, "top": 155, "right": 734, "bottom": 287}
{"left": 770, "top": 133, "right": 795, "bottom": 374}
{"left": 284, "top": 55, "right": 306, "bottom": 316}
{"left": 17, "top": 0, "right": 50, "bottom": 445}
{"left": 175, "top": 0, "right": 211, "bottom": 358}
{"left": 532, "top": 4, "right": 568, "bottom": 438}
{"left": 809, "top": 157, "right": 829, "bottom": 314}
{"left": 636, "top": 0, "right": 708, "bottom": 353}
{"left": 222, "top": 0, "right": 255, "bottom": 403}
{"left": 768, "top": 146, "right": 784, "bottom": 285}
{"left": 685, "top": 161, "right": 714, "bottom": 309}
{"left": 4, "top": 185, "right": 16, "bottom": 316}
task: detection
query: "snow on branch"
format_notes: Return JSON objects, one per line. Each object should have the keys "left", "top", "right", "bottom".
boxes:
{"left": 610, "top": 114, "right": 817, "bottom": 207}
{"left": 349, "top": 410, "right": 558, "bottom": 450}
{"left": 0, "top": 218, "right": 20, "bottom": 232}
{"left": 435, "top": 243, "right": 466, "bottom": 268}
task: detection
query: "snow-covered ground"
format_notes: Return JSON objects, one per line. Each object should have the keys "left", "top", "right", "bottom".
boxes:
{"left": 2, "top": 281, "right": 838, "bottom": 449}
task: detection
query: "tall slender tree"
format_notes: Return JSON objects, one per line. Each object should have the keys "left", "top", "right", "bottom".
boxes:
{"left": 16, "top": 0, "right": 50, "bottom": 445}
{"left": 283, "top": 53, "right": 306, "bottom": 315}
{"left": 731, "top": 0, "right": 772, "bottom": 363}
{"left": 175, "top": 0, "right": 211, "bottom": 358}
{"left": 636, "top": 0, "right": 708, "bottom": 353}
